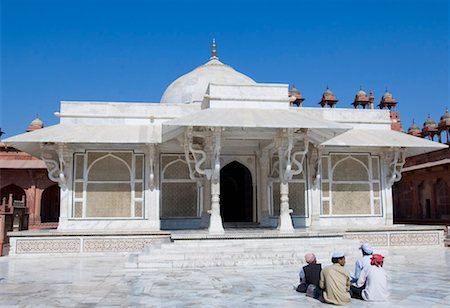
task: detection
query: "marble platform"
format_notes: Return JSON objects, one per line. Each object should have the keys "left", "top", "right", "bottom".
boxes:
{"left": 5, "top": 225, "right": 445, "bottom": 256}
{"left": 0, "top": 246, "right": 449, "bottom": 307}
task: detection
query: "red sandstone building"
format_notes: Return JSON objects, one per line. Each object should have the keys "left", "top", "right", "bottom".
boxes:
{"left": 393, "top": 109, "right": 450, "bottom": 225}
{"left": 0, "top": 117, "right": 59, "bottom": 230}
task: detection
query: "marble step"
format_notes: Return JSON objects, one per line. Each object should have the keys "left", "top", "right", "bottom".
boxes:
{"left": 163, "top": 237, "right": 346, "bottom": 247}
{"left": 132, "top": 252, "right": 361, "bottom": 269}
{"left": 157, "top": 238, "right": 357, "bottom": 249}
{"left": 139, "top": 244, "right": 359, "bottom": 259}
{"left": 151, "top": 242, "right": 358, "bottom": 254}
{"left": 127, "top": 237, "right": 361, "bottom": 269}
{"left": 146, "top": 244, "right": 357, "bottom": 256}
{"left": 137, "top": 252, "right": 345, "bottom": 263}
{"left": 133, "top": 257, "right": 306, "bottom": 269}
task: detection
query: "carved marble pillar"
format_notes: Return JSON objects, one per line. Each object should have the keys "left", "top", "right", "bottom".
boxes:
{"left": 201, "top": 173, "right": 211, "bottom": 227}
{"left": 309, "top": 145, "right": 323, "bottom": 228}
{"left": 381, "top": 149, "right": 405, "bottom": 226}
{"left": 276, "top": 130, "right": 295, "bottom": 233}
{"left": 58, "top": 185, "right": 70, "bottom": 228}
{"left": 184, "top": 127, "right": 224, "bottom": 233}
{"left": 380, "top": 152, "right": 392, "bottom": 225}
{"left": 208, "top": 180, "right": 224, "bottom": 234}
{"left": 277, "top": 182, "right": 294, "bottom": 232}
{"left": 146, "top": 144, "right": 160, "bottom": 229}
{"left": 258, "top": 150, "right": 270, "bottom": 225}
{"left": 207, "top": 128, "right": 224, "bottom": 234}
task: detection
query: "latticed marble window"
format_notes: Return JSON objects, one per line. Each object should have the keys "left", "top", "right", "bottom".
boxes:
{"left": 321, "top": 153, "right": 382, "bottom": 216}
{"left": 160, "top": 155, "right": 200, "bottom": 218}
{"left": 72, "top": 151, "right": 144, "bottom": 218}
{"left": 268, "top": 156, "right": 307, "bottom": 217}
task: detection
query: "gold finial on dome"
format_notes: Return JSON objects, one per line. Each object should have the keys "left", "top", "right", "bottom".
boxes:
{"left": 210, "top": 38, "right": 218, "bottom": 60}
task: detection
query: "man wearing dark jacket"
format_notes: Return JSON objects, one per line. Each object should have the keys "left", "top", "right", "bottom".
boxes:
{"left": 297, "top": 253, "right": 322, "bottom": 298}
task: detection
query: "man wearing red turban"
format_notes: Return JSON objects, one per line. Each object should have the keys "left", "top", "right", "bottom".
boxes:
{"left": 370, "top": 254, "right": 384, "bottom": 267}
{"left": 350, "top": 254, "right": 389, "bottom": 301}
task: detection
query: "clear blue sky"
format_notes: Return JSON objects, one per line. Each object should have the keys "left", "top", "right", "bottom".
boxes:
{"left": 1, "top": 0, "right": 449, "bottom": 138}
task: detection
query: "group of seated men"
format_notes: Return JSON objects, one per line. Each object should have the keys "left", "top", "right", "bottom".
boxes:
{"left": 296, "top": 243, "right": 388, "bottom": 305}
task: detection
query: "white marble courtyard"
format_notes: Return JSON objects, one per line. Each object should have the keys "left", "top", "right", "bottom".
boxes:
{"left": 0, "top": 246, "right": 449, "bottom": 307}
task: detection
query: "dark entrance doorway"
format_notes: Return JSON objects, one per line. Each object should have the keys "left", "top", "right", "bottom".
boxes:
{"left": 220, "top": 161, "right": 253, "bottom": 222}
{"left": 41, "top": 184, "right": 60, "bottom": 223}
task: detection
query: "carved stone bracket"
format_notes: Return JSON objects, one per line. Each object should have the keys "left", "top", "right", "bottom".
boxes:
{"left": 184, "top": 127, "right": 221, "bottom": 183}
{"left": 290, "top": 135, "right": 309, "bottom": 177}
{"left": 386, "top": 148, "right": 406, "bottom": 187}
{"left": 257, "top": 149, "right": 270, "bottom": 176}
{"left": 313, "top": 145, "right": 324, "bottom": 186}
{"left": 210, "top": 127, "right": 221, "bottom": 184}
{"left": 184, "top": 127, "right": 208, "bottom": 182}
{"left": 40, "top": 143, "right": 72, "bottom": 189}
{"left": 276, "top": 128, "right": 309, "bottom": 184}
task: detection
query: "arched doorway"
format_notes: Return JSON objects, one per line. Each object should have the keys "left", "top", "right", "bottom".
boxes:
{"left": 220, "top": 161, "right": 253, "bottom": 222}
{"left": 0, "top": 184, "right": 26, "bottom": 205}
{"left": 41, "top": 185, "right": 60, "bottom": 222}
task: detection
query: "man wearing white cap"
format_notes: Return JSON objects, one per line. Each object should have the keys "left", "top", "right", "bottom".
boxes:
{"left": 352, "top": 243, "right": 374, "bottom": 283}
{"left": 319, "top": 251, "right": 351, "bottom": 305}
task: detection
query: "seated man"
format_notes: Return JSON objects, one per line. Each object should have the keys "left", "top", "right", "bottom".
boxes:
{"left": 296, "top": 253, "right": 322, "bottom": 298}
{"left": 319, "top": 251, "right": 351, "bottom": 306}
{"left": 351, "top": 254, "right": 388, "bottom": 301}
{"left": 352, "top": 243, "right": 373, "bottom": 283}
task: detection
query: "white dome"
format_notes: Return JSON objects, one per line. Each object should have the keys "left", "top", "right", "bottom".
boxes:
{"left": 160, "top": 58, "right": 256, "bottom": 104}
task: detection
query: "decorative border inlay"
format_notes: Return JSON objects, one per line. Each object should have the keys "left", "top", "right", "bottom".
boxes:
{"left": 16, "top": 239, "right": 81, "bottom": 254}
{"left": 344, "top": 233, "right": 388, "bottom": 246}
{"left": 83, "top": 238, "right": 156, "bottom": 252}
{"left": 389, "top": 232, "right": 440, "bottom": 246}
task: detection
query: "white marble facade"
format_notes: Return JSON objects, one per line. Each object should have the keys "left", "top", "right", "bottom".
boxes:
{"left": 6, "top": 51, "right": 446, "bottom": 234}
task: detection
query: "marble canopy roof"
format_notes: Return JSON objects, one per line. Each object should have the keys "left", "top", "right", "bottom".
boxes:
{"left": 321, "top": 128, "right": 448, "bottom": 156}
{"left": 5, "top": 108, "right": 447, "bottom": 159}
{"left": 4, "top": 124, "right": 161, "bottom": 157}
